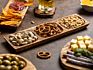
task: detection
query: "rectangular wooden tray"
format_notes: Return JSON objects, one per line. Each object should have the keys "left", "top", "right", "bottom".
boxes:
{"left": 4, "top": 14, "right": 89, "bottom": 52}
{"left": 0, "top": 0, "right": 29, "bottom": 29}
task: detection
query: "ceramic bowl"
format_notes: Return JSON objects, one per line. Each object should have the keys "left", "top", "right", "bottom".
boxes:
{"left": 80, "top": 0, "right": 93, "bottom": 12}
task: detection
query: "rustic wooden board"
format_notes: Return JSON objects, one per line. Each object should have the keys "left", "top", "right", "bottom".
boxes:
{"left": 0, "top": 54, "right": 37, "bottom": 70}
{"left": 60, "top": 43, "right": 91, "bottom": 70}
{"left": 4, "top": 14, "right": 89, "bottom": 52}
{"left": 0, "top": 0, "right": 28, "bottom": 28}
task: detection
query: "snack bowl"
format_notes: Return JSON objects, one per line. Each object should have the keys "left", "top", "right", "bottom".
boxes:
{"left": 0, "top": 54, "right": 36, "bottom": 70}
{"left": 80, "top": 0, "right": 93, "bottom": 12}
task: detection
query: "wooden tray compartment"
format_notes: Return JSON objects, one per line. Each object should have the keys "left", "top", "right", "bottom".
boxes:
{"left": 4, "top": 14, "right": 89, "bottom": 52}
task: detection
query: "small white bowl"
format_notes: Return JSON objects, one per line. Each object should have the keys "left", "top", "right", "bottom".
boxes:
{"left": 80, "top": 0, "right": 93, "bottom": 12}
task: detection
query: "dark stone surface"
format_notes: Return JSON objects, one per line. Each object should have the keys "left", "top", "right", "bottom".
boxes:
{"left": 0, "top": 0, "right": 93, "bottom": 70}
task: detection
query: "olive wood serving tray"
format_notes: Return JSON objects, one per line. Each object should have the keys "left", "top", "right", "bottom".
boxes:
{"left": 4, "top": 14, "right": 89, "bottom": 52}
{"left": 0, "top": 0, "right": 29, "bottom": 29}
{"left": 0, "top": 54, "right": 37, "bottom": 70}
{"left": 60, "top": 43, "right": 91, "bottom": 70}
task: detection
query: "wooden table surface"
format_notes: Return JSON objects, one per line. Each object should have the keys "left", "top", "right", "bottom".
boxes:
{"left": 0, "top": 0, "right": 93, "bottom": 70}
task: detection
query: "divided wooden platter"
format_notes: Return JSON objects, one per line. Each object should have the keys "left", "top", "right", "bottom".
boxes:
{"left": 0, "top": 0, "right": 29, "bottom": 29}
{"left": 4, "top": 14, "right": 89, "bottom": 52}
{"left": 60, "top": 43, "right": 91, "bottom": 70}
{"left": 0, "top": 54, "right": 37, "bottom": 70}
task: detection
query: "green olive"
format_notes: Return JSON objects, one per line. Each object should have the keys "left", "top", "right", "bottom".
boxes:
{"left": 11, "top": 61, "right": 18, "bottom": 65}
{"left": 19, "top": 61, "right": 26, "bottom": 69}
{"left": 3, "top": 60, "right": 11, "bottom": 65}
{"left": 0, "top": 65, "right": 5, "bottom": 70}
{"left": 5, "top": 65, "right": 12, "bottom": 70}
{"left": 12, "top": 65, "right": 19, "bottom": 70}
{"left": 19, "top": 64, "right": 25, "bottom": 69}
{"left": 0, "top": 57, "right": 3, "bottom": 60}
{"left": 0, "top": 59, "right": 2, "bottom": 65}
{"left": 4, "top": 56, "right": 12, "bottom": 61}
{"left": 11, "top": 56, "right": 19, "bottom": 62}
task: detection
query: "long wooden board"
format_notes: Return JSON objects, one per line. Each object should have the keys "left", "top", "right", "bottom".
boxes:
{"left": 0, "top": 54, "right": 37, "bottom": 70}
{"left": 60, "top": 43, "right": 91, "bottom": 70}
{"left": 4, "top": 14, "right": 89, "bottom": 52}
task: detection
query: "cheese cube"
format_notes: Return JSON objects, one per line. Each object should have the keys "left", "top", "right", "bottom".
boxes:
{"left": 78, "top": 40, "right": 86, "bottom": 49}
{"left": 85, "top": 40, "right": 92, "bottom": 46}
{"left": 84, "top": 35, "right": 91, "bottom": 40}
{"left": 70, "top": 39, "right": 77, "bottom": 45}
{"left": 88, "top": 44, "right": 93, "bottom": 52}
{"left": 78, "top": 40, "right": 84, "bottom": 44}
{"left": 71, "top": 44, "right": 78, "bottom": 51}
{"left": 77, "top": 36, "right": 84, "bottom": 41}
